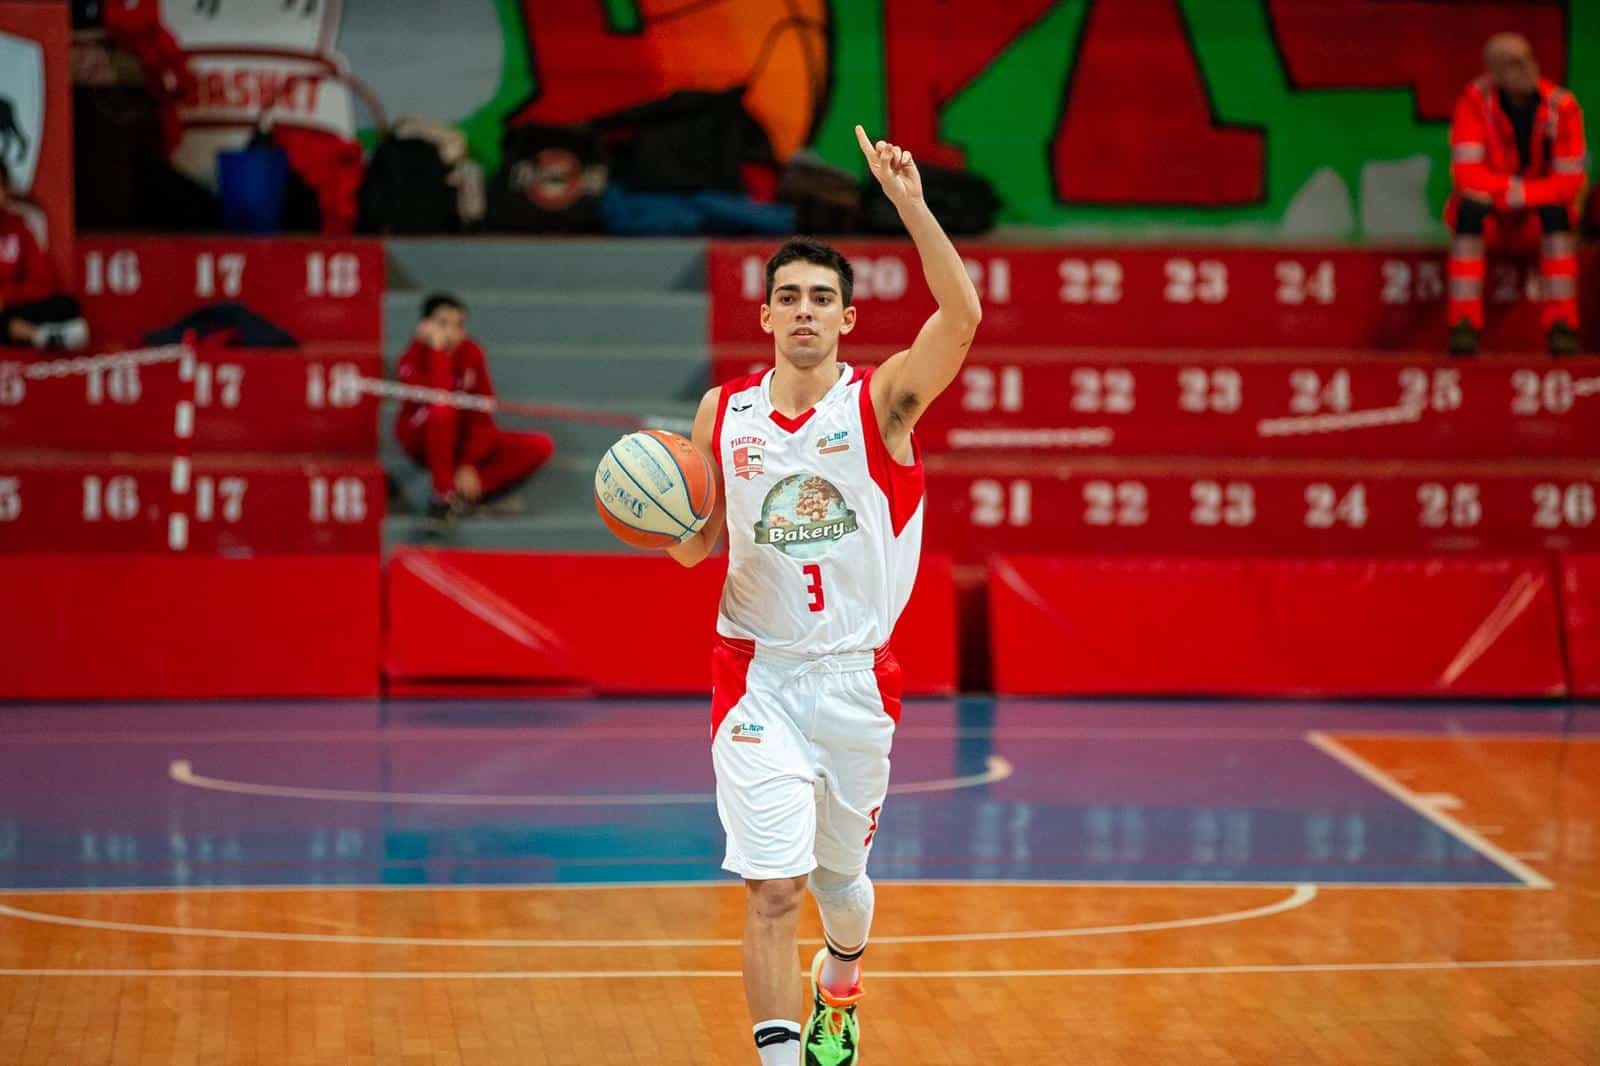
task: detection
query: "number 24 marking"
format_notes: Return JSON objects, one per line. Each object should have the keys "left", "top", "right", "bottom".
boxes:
{"left": 803, "top": 563, "right": 825, "bottom": 612}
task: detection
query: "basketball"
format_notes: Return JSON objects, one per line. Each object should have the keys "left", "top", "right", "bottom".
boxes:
{"left": 594, "top": 429, "right": 717, "bottom": 549}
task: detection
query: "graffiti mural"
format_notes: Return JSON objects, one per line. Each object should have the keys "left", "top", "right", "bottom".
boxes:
{"left": 498, "top": 0, "right": 1588, "bottom": 238}
{"left": 126, "top": 0, "right": 1592, "bottom": 240}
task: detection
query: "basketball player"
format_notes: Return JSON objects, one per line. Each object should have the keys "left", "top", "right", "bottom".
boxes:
{"left": 666, "top": 126, "right": 981, "bottom": 1066}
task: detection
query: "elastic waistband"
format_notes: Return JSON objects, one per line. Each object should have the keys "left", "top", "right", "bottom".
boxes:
{"left": 720, "top": 637, "right": 889, "bottom": 674}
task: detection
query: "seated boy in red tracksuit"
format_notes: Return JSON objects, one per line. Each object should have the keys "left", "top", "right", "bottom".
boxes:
{"left": 0, "top": 160, "right": 89, "bottom": 351}
{"left": 1446, "top": 33, "right": 1588, "bottom": 356}
{"left": 394, "top": 292, "right": 555, "bottom": 516}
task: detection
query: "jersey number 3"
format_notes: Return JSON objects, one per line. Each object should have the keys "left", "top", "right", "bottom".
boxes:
{"left": 803, "top": 563, "right": 825, "bottom": 613}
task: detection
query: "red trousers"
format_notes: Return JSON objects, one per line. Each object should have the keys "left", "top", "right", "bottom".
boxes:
{"left": 396, "top": 406, "right": 554, "bottom": 500}
{"left": 1447, "top": 199, "right": 1579, "bottom": 331}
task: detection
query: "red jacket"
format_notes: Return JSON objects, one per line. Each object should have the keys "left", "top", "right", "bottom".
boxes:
{"left": 0, "top": 211, "right": 57, "bottom": 308}
{"left": 394, "top": 337, "right": 497, "bottom": 439}
{"left": 1450, "top": 76, "right": 1587, "bottom": 212}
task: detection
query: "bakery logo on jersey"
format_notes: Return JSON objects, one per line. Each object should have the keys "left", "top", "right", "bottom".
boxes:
{"left": 754, "top": 473, "right": 859, "bottom": 560}
{"left": 731, "top": 435, "right": 766, "bottom": 480}
{"left": 730, "top": 722, "right": 764, "bottom": 744}
{"left": 816, "top": 430, "right": 850, "bottom": 455}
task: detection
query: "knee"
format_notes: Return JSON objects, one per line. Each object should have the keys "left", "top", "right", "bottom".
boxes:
{"left": 1454, "top": 198, "right": 1490, "bottom": 235}
{"left": 747, "top": 875, "right": 807, "bottom": 921}
{"left": 1537, "top": 205, "right": 1572, "bottom": 234}
{"left": 424, "top": 403, "right": 459, "bottom": 426}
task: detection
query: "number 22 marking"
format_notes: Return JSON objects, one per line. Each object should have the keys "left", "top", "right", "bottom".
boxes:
{"left": 803, "top": 563, "right": 825, "bottom": 612}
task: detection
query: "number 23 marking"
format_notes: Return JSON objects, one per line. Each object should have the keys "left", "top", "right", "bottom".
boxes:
{"left": 803, "top": 563, "right": 825, "bottom": 612}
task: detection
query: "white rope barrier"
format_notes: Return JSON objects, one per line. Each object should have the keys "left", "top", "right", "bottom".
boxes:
{"left": 1256, "top": 403, "right": 1426, "bottom": 438}
{"left": 16, "top": 344, "right": 189, "bottom": 379}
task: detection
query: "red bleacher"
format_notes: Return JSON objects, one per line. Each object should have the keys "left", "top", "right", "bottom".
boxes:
{"left": 923, "top": 459, "right": 1600, "bottom": 557}
{"left": 711, "top": 239, "right": 1599, "bottom": 697}
{"left": 713, "top": 349, "right": 1600, "bottom": 461}
{"left": 710, "top": 242, "right": 1600, "bottom": 351}
{"left": 1, "top": 348, "right": 380, "bottom": 455}
{"left": 0, "top": 452, "right": 381, "bottom": 554}
{"left": 4, "top": 237, "right": 385, "bottom": 700}
{"left": 77, "top": 236, "right": 384, "bottom": 347}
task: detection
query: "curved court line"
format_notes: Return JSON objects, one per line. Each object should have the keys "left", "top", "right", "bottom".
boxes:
{"left": 167, "top": 756, "right": 1013, "bottom": 806}
{"left": 4, "top": 956, "right": 1597, "bottom": 981}
{"left": 0, "top": 884, "right": 1312, "bottom": 950}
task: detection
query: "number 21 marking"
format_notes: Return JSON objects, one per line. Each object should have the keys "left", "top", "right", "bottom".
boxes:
{"left": 803, "top": 563, "right": 825, "bottom": 612}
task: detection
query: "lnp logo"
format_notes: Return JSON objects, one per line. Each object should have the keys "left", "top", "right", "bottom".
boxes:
{"left": 731, "top": 435, "right": 766, "bottom": 480}
{"left": 754, "top": 473, "right": 858, "bottom": 560}
{"left": 816, "top": 430, "right": 850, "bottom": 455}
{"left": 731, "top": 722, "right": 765, "bottom": 744}
{"left": 0, "top": 32, "right": 44, "bottom": 192}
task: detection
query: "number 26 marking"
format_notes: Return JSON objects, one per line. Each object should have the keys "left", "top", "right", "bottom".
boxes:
{"left": 803, "top": 563, "right": 825, "bottom": 612}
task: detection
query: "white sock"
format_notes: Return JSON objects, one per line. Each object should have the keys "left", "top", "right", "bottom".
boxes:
{"left": 29, "top": 323, "right": 53, "bottom": 349}
{"left": 59, "top": 319, "right": 90, "bottom": 351}
{"left": 753, "top": 1019, "right": 801, "bottom": 1065}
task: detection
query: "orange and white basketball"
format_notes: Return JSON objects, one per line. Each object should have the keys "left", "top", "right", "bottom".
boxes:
{"left": 594, "top": 430, "right": 716, "bottom": 549}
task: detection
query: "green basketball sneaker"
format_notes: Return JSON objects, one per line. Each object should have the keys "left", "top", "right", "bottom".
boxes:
{"left": 802, "top": 947, "right": 863, "bottom": 1066}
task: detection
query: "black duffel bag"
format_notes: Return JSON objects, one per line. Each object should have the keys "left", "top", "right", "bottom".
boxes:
{"left": 487, "top": 124, "right": 609, "bottom": 232}
{"left": 864, "top": 160, "right": 998, "bottom": 236}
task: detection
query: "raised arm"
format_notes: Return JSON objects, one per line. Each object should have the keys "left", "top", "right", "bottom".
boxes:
{"left": 665, "top": 386, "right": 727, "bottom": 567}
{"left": 854, "top": 125, "right": 982, "bottom": 459}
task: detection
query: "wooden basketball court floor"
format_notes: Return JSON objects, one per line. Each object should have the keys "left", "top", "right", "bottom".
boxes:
{"left": 1, "top": 697, "right": 1596, "bottom": 1065}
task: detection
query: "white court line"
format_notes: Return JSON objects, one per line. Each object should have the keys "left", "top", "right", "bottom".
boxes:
{"left": 3, "top": 957, "right": 1597, "bottom": 981}
{"left": 1305, "top": 732, "right": 1552, "bottom": 889}
{"left": 0, "top": 878, "right": 1528, "bottom": 897}
{"left": 0, "top": 886, "right": 1313, "bottom": 949}
{"left": 167, "top": 755, "right": 1012, "bottom": 806}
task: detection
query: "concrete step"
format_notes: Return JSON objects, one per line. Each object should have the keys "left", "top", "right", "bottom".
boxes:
{"left": 379, "top": 405, "right": 696, "bottom": 505}
{"left": 379, "top": 343, "right": 710, "bottom": 406}
{"left": 386, "top": 237, "right": 707, "bottom": 293}
{"left": 383, "top": 511, "right": 624, "bottom": 554}
{"left": 384, "top": 290, "right": 708, "bottom": 350}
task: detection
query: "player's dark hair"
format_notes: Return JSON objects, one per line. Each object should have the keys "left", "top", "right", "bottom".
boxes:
{"left": 765, "top": 236, "right": 853, "bottom": 307}
{"left": 0, "top": 158, "right": 10, "bottom": 193}
{"left": 420, "top": 291, "right": 465, "bottom": 319}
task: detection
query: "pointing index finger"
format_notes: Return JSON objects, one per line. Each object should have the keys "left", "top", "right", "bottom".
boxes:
{"left": 854, "top": 124, "right": 875, "bottom": 158}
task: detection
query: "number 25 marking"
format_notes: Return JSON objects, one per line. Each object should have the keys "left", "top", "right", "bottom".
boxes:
{"left": 803, "top": 563, "right": 825, "bottom": 612}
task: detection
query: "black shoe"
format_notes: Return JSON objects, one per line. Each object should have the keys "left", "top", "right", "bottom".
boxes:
{"left": 1548, "top": 321, "right": 1581, "bottom": 357}
{"left": 1447, "top": 319, "right": 1480, "bottom": 357}
{"left": 425, "top": 492, "right": 468, "bottom": 522}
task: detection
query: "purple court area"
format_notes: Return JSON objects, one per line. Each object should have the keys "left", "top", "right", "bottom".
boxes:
{"left": 2, "top": 698, "right": 1591, "bottom": 892}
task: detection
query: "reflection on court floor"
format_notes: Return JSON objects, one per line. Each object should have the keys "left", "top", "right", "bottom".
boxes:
{"left": 2, "top": 698, "right": 1581, "bottom": 891}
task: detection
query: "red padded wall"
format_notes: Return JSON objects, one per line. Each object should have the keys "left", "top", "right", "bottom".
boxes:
{"left": 1559, "top": 553, "right": 1600, "bottom": 698}
{"left": 385, "top": 550, "right": 958, "bottom": 695}
{"left": 0, "top": 554, "right": 380, "bottom": 700}
{"left": 988, "top": 555, "right": 1567, "bottom": 698}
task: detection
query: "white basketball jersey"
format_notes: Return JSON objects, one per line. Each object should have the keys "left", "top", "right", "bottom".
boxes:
{"left": 713, "top": 364, "right": 924, "bottom": 655}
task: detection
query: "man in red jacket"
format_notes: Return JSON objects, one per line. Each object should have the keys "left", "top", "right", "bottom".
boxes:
{"left": 394, "top": 293, "right": 555, "bottom": 516}
{"left": 0, "top": 161, "right": 89, "bottom": 351}
{"left": 1447, "top": 33, "right": 1588, "bottom": 356}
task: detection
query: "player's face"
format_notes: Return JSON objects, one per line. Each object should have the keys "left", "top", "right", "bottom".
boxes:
{"left": 429, "top": 307, "right": 466, "bottom": 352}
{"left": 761, "top": 261, "right": 856, "bottom": 368}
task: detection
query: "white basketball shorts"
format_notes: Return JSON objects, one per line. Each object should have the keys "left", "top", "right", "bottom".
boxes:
{"left": 710, "top": 637, "right": 902, "bottom": 881}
